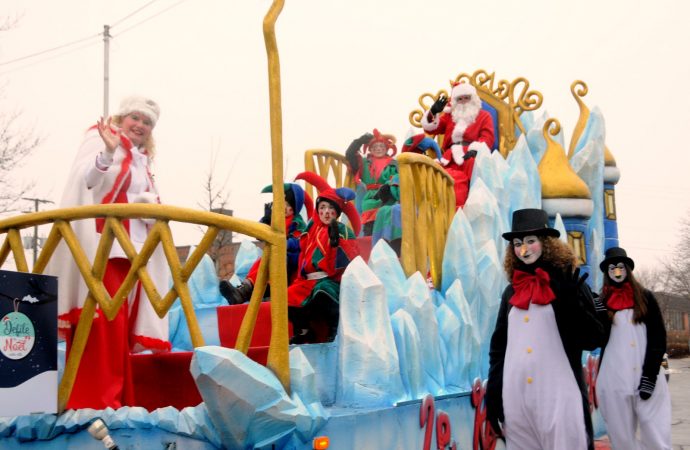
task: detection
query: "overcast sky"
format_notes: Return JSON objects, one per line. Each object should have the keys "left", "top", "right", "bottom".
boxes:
{"left": 1, "top": 0, "right": 689, "bottom": 272}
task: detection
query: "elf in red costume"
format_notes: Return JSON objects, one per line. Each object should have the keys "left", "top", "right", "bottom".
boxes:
{"left": 486, "top": 209, "right": 604, "bottom": 450}
{"left": 49, "top": 96, "right": 170, "bottom": 409}
{"left": 596, "top": 247, "right": 671, "bottom": 449}
{"left": 288, "top": 172, "right": 361, "bottom": 344}
{"left": 421, "top": 82, "right": 495, "bottom": 208}
{"left": 219, "top": 182, "right": 310, "bottom": 304}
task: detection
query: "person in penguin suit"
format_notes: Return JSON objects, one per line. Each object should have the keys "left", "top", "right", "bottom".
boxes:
{"left": 421, "top": 82, "right": 495, "bottom": 209}
{"left": 485, "top": 208, "right": 604, "bottom": 450}
{"left": 596, "top": 246, "right": 672, "bottom": 449}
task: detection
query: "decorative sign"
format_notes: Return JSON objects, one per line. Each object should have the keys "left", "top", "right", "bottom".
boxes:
{"left": 419, "top": 394, "right": 458, "bottom": 450}
{"left": 0, "top": 270, "right": 57, "bottom": 417}
{"left": 0, "top": 305, "right": 36, "bottom": 360}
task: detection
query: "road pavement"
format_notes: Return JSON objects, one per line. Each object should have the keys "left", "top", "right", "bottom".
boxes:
{"left": 670, "top": 355, "right": 690, "bottom": 449}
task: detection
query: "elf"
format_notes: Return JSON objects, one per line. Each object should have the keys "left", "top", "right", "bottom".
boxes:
{"left": 596, "top": 246, "right": 671, "bottom": 449}
{"left": 345, "top": 130, "right": 401, "bottom": 249}
{"left": 288, "top": 172, "right": 361, "bottom": 344}
{"left": 219, "top": 182, "right": 309, "bottom": 304}
{"left": 485, "top": 208, "right": 604, "bottom": 450}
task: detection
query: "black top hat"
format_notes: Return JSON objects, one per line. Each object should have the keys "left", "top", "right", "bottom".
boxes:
{"left": 502, "top": 208, "right": 560, "bottom": 241}
{"left": 599, "top": 246, "right": 635, "bottom": 272}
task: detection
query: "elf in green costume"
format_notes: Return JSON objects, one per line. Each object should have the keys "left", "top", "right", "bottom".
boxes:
{"left": 345, "top": 129, "right": 401, "bottom": 251}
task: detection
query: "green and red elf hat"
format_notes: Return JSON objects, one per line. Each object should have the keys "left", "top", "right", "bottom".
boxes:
{"left": 402, "top": 133, "right": 443, "bottom": 160}
{"left": 363, "top": 129, "right": 397, "bottom": 156}
{"left": 260, "top": 182, "right": 313, "bottom": 218}
{"left": 294, "top": 171, "right": 361, "bottom": 236}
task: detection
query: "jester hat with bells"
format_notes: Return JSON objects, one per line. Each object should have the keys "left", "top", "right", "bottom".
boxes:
{"left": 363, "top": 129, "right": 397, "bottom": 157}
{"left": 294, "top": 171, "right": 361, "bottom": 236}
{"left": 402, "top": 133, "right": 443, "bottom": 160}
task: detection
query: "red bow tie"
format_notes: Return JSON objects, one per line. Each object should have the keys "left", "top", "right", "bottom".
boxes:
{"left": 510, "top": 268, "right": 556, "bottom": 310}
{"left": 604, "top": 283, "right": 634, "bottom": 311}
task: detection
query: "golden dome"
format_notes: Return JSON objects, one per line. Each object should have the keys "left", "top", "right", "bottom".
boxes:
{"left": 539, "top": 119, "right": 591, "bottom": 199}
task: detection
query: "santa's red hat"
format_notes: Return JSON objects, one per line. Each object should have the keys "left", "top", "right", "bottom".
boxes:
{"left": 363, "top": 129, "right": 397, "bottom": 156}
{"left": 294, "top": 171, "right": 361, "bottom": 236}
{"left": 443, "top": 82, "right": 478, "bottom": 113}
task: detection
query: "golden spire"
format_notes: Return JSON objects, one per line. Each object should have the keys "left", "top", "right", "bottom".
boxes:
{"left": 539, "top": 119, "right": 591, "bottom": 199}
{"left": 568, "top": 80, "right": 617, "bottom": 167}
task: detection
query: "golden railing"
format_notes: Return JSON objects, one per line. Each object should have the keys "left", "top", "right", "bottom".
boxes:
{"left": 262, "top": 0, "right": 290, "bottom": 393}
{"left": 397, "top": 153, "right": 455, "bottom": 289}
{"left": 303, "top": 149, "right": 355, "bottom": 198}
{"left": 301, "top": 149, "right": 455, "bottom": 290}
{"left": 0, "top": 203, "right": 288, "bottom": 411}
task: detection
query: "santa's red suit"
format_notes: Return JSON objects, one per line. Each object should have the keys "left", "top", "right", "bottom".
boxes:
{"left": 421, "top": 89, "right": 495, "bottom": 209}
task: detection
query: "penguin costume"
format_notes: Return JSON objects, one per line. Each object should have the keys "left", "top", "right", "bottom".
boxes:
{"left": 485, "top": 208, "right": 604, "bottom": 450}
{"left": 596, "top": 246, "right": 671, "bottom": 449}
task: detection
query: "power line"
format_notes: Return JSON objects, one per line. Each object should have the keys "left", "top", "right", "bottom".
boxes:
{"left": 0, "top": 0, "right": 182, "bottom": 71}
{"left": 110, "top": 0, "right": 160, "bottom": 28}
{"left": 0, "top": 40, "right": 99, "bottom": 76}
{"left": 0, "top": 32, "right": 100, "bottom": 67}
{"left": 112, "top": 0, "right": 189, "bottom": 37}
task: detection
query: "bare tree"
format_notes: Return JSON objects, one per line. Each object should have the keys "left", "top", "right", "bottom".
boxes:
{"left": 663, "top": 212, "right": 690, "bottom": 299}
{"left": 1, "top": 14, "right": 20, "bottom": 32}
{"left": 635, "top": 267, "right": 673, "bottom": 293}
{"left": 198, "top": 150, "right": 232, "bottom": 215}
{"left": 0, "top": 18, "right": 42, "bottom": 213}
{"left": 198, "top": 149, "right": 236, "bottom": 267}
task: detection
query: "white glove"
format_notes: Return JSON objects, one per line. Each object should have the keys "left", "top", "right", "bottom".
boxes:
{"left": 131, "top": 191, "right": 158, "bottom": 204}
{"left": 451, "top": 144, "right": 465, "bottom": 165}
{"left": 130, "top": 191, "right": 158, "bottom": 225}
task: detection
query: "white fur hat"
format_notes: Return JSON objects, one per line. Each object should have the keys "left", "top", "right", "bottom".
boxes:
{"left": 117, "top": 95, "right": 160, "bottom": 126}
{"left": 451, "top": 82, "right": 477, "bottom": 100}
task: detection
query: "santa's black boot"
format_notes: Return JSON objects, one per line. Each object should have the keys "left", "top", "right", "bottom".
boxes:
{"left": 219, "top": 279, "right": 253, "bottom": 305}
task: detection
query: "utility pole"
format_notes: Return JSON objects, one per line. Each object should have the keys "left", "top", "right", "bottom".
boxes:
{"left": 22, "top": 197, "right": 54, "bottom": 266}
{"left": 103, "top": 24, "right": 111, "bottom": 118}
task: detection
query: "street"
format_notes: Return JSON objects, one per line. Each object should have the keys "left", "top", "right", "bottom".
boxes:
{"left": 671, "top": 355, "right": 690, "bottom": 449}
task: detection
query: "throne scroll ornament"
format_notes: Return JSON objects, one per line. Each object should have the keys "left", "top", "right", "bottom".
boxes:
{"left": 409, "top": 69, "right": 543, "bottom": 158}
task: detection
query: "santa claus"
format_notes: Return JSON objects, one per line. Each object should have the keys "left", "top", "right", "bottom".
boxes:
{"left": 421, "top": 82, "right": 495, "bottom": 208}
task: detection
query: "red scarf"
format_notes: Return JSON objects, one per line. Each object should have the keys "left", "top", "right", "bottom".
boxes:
{"left": 510, "top": 268, "right": 556, "bottom": 310}
{"left": 604, "top": 283, "right": 634, "bottom": 311}
{"left": 93, "top": 127, "right": 135, "bottom": 234}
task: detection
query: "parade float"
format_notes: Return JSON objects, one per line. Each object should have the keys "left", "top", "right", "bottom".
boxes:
{"left": 0, "top": 1, "right": 621, "bottom": 448}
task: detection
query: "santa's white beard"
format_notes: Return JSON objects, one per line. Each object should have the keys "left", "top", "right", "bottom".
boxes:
{"left": 450, "top": 99, "right": 482, "bottom": 144}
{"left": 451, "top": 100, "right": 481, "bottom": 124}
